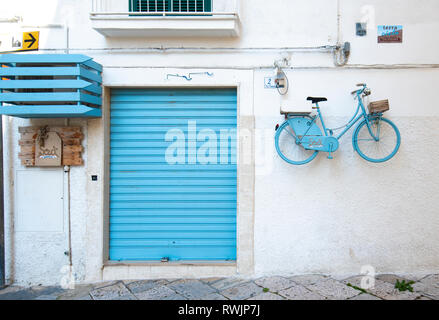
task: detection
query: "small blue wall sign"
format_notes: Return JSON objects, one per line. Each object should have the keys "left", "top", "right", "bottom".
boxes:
{"left": 378, "top": 25, "right": 403, "bottom": 43}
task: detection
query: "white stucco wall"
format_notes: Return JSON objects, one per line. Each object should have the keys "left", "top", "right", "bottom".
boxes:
{"left": 1, "top": 0, "right": 438, "bottom": 285}
{"left": 253, "top": 68, "right": 439, "bottom": 277}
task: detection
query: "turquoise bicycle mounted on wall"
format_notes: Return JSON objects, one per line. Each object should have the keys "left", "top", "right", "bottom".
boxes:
{"left": 275, "top": 84, "right": 401, "bottom": 165}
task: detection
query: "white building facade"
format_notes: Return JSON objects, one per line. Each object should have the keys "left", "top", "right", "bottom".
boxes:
{"left": 1, "top": 0, "right": 439, "bottom": 286}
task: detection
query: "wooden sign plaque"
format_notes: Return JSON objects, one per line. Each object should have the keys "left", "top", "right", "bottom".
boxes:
{"left": 18, "top": 126, "right": 84, "bottom": 167}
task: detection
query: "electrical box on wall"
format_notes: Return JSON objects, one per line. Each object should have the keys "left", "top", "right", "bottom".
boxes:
{"left": 19, "top": 126, "right": 84, "bottom": 167}
{"left": 356, "top": 23, "right": 367, "bottom": 36}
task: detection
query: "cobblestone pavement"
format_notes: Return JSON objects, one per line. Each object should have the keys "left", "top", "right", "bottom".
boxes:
{"left": 0, "top": 274, "right": 437, "bottom": 300}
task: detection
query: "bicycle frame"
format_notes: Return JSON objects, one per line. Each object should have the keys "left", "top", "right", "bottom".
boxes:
{"left": 305, "top": 90, "right": 380, "bottom": 142}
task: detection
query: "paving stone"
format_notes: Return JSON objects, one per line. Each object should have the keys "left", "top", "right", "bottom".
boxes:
{"left": 91, "top": 281, "right": 119, "bottom": 289}
{"left": 248, "top": 292, "right": 285, "bottom": 300}
{"left": 288, "top": 274, "right": 329, "bottom": 287}
{"left": 0, "top": 286, "right": 31, "bottom": 300}
{"left": 376, "top": 274, "right": 412, "bottom": 285}
{"left": 125, "top": 280, "right": 168, "bottom": 294}
{"left": 35, "top": 294, "right": 59, "bottom": 300}
{"left": 364, "top": 280, "right": 421, "bottom": 300}
{"left": 342, "top": 275, "right": 375, "bottom": 291}
{"left": 135, "top": 285, "right": 178, "bottom": 300}
{"left": 344, "top": 277, "right": 422, "bottom": 300}
{"left": 254, "top": 276, "right": 296, "bottom": 293}
{"left": 200, "top": 293, "right": 228, "bottom": 300}
{"left": 279, "top": 285, "right": 326, "bottom": 300}
{"left": 3, "top": 274, "right": 436, "bottom": 301}
{"left": 412, "top": 274, "right": 439, "bottom": 299}
{"left": 349, "top": 293, "right": 381, "bottom": 300}
{"left": 0, "top": 286, "right": 25, "bottom": 295}
{"left": 0, "top": 288, "right": 38, "bottom": 300}
{"left": 57, "top": 285, "right": 95, "bottom": 300}
{"left": 163, "top": 293, "right": 188, "bottom": 300}
{"left": 201, "top": 278, "right": 224, "bottom": 285}
{"left": 220, "top": 282, "right": 263, "bottom": 300}
{"left": 167, "top": 279, "right": 217, "bottom": 299}
{"left": 305, "top": 279, "right": 360, "bottom": 300}
{"left": 31, "top": 286, "right": 65, "bottom": 297}
{"left": 210, "top": 278, "right": 248, "bottom": 291}
{"left": 75, "top": 294, "right": 93, "bottom": 300}
{"left": 90, "top": 282, "right": 136, "bottom": 300}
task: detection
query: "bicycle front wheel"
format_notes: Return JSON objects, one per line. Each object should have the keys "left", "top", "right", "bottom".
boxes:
{"left": 353, "top": 117, "right": 401, "bottom": 163}
{"left": 275, "top": 121, "right": 319, "bottom": 165}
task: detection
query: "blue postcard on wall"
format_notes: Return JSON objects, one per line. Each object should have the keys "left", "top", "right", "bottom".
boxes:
{"left": 378, "top": 25, "right": 403, "bottom": 43}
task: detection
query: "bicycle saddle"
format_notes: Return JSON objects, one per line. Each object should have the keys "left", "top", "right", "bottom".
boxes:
{"left": 307, "top": 97, "right": 328, "bottom": 104}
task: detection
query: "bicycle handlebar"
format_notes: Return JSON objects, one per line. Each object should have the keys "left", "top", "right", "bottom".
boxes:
{"left": 351, "top": 83, "right": 369, "bottom": 95}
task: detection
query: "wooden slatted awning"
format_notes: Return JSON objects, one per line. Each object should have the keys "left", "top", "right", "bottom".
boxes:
{"left": 0, "top": 54, "right": 102, "bottom": 118}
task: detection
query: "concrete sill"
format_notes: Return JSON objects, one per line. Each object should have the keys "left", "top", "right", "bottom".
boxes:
{"left": 90, "top": 15, "right": 240, "bottom": 37}
{"left": 104, "top": 260, "right": 237, "bottom": 267}
{"left": 102, "top": 261, "right": 238, "bottom": 280}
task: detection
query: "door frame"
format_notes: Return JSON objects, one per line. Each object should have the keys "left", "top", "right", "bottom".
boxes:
{"left": 86, "top": 69, "right": 255, "bottom": 281}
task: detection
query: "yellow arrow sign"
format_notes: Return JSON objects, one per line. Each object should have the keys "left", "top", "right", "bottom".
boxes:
{"left": 20, "top": 31, "right": 39, "bottom": 51}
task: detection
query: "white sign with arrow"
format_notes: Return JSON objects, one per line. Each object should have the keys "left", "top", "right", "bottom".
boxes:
{"left": 0, "top": 31, "right": 39, "bottom": 53}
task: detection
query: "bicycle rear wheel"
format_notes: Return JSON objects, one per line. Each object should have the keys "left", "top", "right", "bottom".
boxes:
{"left": 353, "top": 117, "right": 401, "bottom": 163}
{"left": 275, "top": 121, "right": 319, "bottom": 165}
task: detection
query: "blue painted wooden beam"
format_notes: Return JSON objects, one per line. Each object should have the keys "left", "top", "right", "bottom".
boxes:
{"left": 0, "top": 67, "right": 78, "bottom": 77}
{"left": 0, "top": 92, "right": 102, "bottom": 106}
{"left": 0, "top": 80, "right": 102, "bottom": 94}
{"left": 80, "top": 66, "right": 102, "bottom": 83}
{"left": 0, "top": 54, "right": 93, "bottom": 64}
{"left": 0, "top": 105, "right": 101, "bottom": 118}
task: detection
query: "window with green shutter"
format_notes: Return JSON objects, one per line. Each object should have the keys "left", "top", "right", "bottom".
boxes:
{"left": 129, "top": 0, "right": 212, "bottom": 13}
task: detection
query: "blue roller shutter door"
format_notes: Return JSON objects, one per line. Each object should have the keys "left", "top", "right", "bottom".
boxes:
{"left": 110, "top": 88, "right": 237, "bottom": 261}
